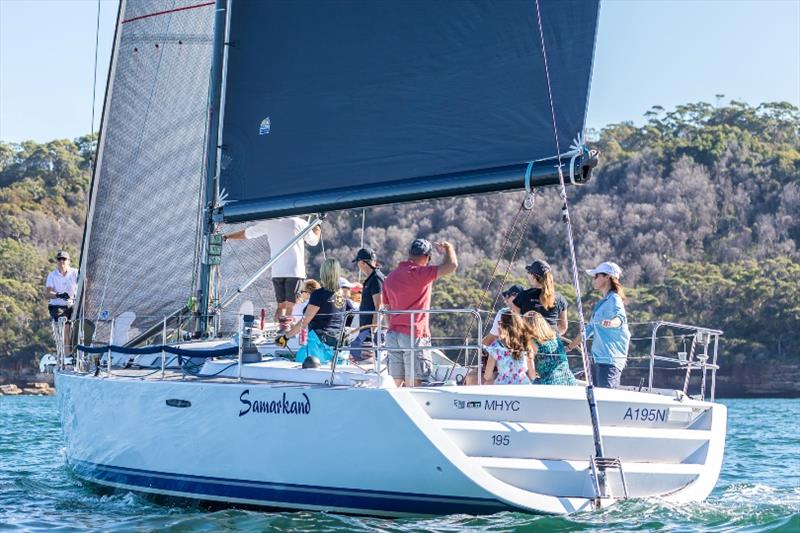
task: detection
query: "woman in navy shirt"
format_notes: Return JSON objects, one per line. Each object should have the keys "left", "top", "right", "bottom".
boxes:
{"left": 512, "top": 259, "right": 568, "bottom": 335}
{"left": 280, "top": 258, "right": 354, "bottom": 348}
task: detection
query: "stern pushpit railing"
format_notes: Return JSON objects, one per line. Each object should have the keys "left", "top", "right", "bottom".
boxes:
{"left": 50, "top": 316, "right": 69, "bottom": 369}
{"left": 647, "top": 321, "right": 723, "bottom": 401}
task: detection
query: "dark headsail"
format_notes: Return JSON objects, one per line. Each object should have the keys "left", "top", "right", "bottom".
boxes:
{"left": 217, "top": 0, "right": 600, "bottom": 223}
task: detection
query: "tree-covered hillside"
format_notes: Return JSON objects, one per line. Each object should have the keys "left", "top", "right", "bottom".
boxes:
{"left": 1, "top": 102, "right": 798, "bottom": 394}
{"left": 0, "top": 136, "right": 94, "bottom": 364}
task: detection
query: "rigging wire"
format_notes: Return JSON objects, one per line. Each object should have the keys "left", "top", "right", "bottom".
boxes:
{"left": 79, "top": 0, "right": 103, "bottom": 341}
{"left": 358, "top": 208, "right": 366, "bottom": 283}
{"left": 533, "top": 0, "right": 609, "bottom": 501}
{"left": 532, "top": 0, "right": 591, "bottom": 380}
{"left": 90, "top": 0, "right": 101, "bottom": 140}
{"left": 449, "top": 193, "right": 534, "bottom": 373}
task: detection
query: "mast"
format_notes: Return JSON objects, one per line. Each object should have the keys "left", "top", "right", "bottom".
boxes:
{"left": 196, "top": 0, "right": 231, "bottom": 336}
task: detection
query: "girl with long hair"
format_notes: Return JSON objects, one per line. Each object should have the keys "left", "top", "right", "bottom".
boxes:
{"left": 511, "top": 259, "right": 568, "bottom": 335}
{"left": 567, "top": 261, "right": 631, "bottom": 389}
{"left": 525, "top": 312, "right": 576, "bottom": 385}
{"left": 483, "top": 311, "right": 537, "bottom": 385}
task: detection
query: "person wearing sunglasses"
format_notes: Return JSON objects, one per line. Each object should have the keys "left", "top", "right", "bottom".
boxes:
{"left": 349, "top": 248, "right": 385, "bottom": 362}
{"left": 290, "top": 279, "right": 321, "bottom": 343}
{"left": 567, "top": 261, "right": 631, "bottom": 388}
{"left": 45, "top": 250, "right": 78, "bottom": 353}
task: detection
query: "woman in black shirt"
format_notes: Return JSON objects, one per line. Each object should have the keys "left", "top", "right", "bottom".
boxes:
{"left": 280, "top": 258, "right": 354, "bottom": 348}
{"left": 512, "top": 259, "right": 568, "bottom": 335}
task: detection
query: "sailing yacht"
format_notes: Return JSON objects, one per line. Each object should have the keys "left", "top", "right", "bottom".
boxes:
{"left": 56, "top": 0, "right": 727, "bottom": 516}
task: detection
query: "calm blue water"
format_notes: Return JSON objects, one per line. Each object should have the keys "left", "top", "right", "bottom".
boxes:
{"left": 1, "top": 397, "right": 798, "bottom": 532}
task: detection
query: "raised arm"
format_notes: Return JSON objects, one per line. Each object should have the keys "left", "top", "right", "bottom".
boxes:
{"left": 304, "top": 223, "right": 321, "bottom": 246}
{"left": 434, "top": 241, "right": 458, "bottom": 277}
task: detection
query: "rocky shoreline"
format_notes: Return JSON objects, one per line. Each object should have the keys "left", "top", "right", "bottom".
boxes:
{"left": 0, "top": 382, "right": 56, "bottom": 396}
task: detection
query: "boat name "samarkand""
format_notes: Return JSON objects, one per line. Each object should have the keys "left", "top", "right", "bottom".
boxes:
{"left": 238, "top": 389, "right": 311, "bottom": 417}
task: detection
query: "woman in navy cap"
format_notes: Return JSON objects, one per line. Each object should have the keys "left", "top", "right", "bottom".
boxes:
{"left": 483, "top": 284, "right": 525, "bottom": 347}
{"left": 511, "top": 259, "right": 568, "bottom": 335}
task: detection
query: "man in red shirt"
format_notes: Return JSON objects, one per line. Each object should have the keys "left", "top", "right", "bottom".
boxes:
{"left": 382, "top": 238, "right": 458, "bottom": 386}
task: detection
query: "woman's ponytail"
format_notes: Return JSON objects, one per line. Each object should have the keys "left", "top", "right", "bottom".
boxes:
{"left": 608, "top": 276, "right": 627, "bottom": 303}
{"left": 538, "top": 272, "right": 556, "bottom": 309}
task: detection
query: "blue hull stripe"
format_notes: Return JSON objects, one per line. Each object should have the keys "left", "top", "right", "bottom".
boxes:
{"left": 70, "top": 460, "right": 512, "bottom": 515}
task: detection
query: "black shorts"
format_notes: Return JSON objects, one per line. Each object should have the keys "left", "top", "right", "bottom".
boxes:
{"left": 592, "top": 362, "right": 622, "bottom": 389}
{"left": 272, "top": 277, "right": 303, "bottom": 303}
{"left": 48, "top": 305, "right": 73, "bottom": 321}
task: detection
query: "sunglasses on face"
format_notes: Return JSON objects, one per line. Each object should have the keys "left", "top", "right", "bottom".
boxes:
{"left": 57, "top": 258, "right": 68, "bottom": 262}
{"left": 594, "top": 273, "right": 606, "bottom": 279}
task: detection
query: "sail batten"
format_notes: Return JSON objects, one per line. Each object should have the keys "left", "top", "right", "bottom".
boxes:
{"left": 217, "top": 0, "right": 599, "bottom": 223}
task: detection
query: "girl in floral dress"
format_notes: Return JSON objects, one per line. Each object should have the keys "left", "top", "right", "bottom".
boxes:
{"left": 526, "top": 311, "right": 577, "bottom": 385}
{"left": 483, "top": 311, "right": 536, "bottom": 385}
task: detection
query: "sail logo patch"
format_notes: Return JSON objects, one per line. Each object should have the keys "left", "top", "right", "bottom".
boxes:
{"left": 259, "top": 117, "right": 271, "bottom": 135}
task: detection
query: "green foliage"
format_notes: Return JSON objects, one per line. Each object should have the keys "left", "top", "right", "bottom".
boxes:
{"left": 429, "top": 260, "right": 527, "bottom": 340}
{"left": 633, "top": 258, "right": 800, "bottom": 359}
{"left": 0, "top": 137, "right": 89, "bottom": 361}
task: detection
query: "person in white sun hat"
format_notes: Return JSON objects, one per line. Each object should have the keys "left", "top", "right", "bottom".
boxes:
{"left": 568, "top": 261, "right": 631, "bottom": 388}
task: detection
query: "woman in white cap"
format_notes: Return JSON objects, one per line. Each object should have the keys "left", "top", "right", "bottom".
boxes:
{"left": 568, "top": 261, "right": 631, "bottom": 389}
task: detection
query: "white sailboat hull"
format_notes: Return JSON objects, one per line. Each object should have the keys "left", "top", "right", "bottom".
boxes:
{"left": 55, "top": 371, "right": 726, "bottom": 516}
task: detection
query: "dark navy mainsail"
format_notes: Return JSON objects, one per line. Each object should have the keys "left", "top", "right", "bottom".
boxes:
{"left": 217, "top": 0, "right": 599, "bottom": 222}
